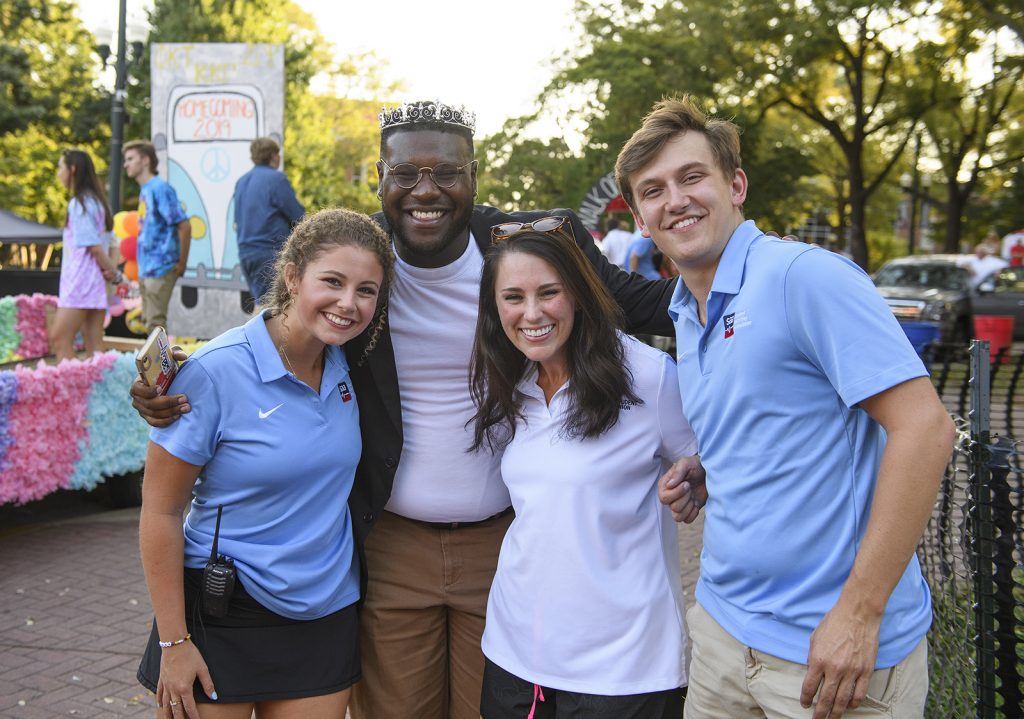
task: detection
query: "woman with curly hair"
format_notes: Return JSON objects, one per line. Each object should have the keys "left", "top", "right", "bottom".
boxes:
{"left": 137, "top": 208, "right": 393, "bottom": 718}
{"left": 470, "top": 217, "right": 700, "bottom": 718}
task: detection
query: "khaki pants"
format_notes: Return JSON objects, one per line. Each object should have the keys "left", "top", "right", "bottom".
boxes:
{"left": 684, "top": 602, "right": 928, "bottom": 718}
{"left": 350, "top": 510, "right": 511, "bottom": 719}
{"left": 139, "top": 271, "right": 178, "bottom": 333}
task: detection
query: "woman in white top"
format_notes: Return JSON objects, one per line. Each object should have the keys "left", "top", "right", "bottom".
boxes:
{"left": 469, "top": 217, "right": 699, "bottom": 718}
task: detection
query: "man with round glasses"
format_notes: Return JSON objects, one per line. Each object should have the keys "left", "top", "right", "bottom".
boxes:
{"left": 131, "top": 100, "right": 698, "bottom": 719}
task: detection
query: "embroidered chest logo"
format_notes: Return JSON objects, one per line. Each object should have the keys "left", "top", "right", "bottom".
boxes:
{"left": 339, "top": 382, "right": 353, "bottom": 402}
{"left": 258, "top": 403, "right": 284, "bottom": 419}
{"left": 723, "top": 310, "right": 752, "bottom": 339}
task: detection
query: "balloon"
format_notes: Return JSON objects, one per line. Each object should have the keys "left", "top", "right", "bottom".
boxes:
{"left": 123, "top": 259, "right": 139, "bottom": 282}
{"left": 123, "top": 211, "right": 139, "bottom": 238}
{"left": 113, "top": 211, "right": 130, "bottom": 239}
{"left": 120, "top": 235, "right": 137, "bottom": 262}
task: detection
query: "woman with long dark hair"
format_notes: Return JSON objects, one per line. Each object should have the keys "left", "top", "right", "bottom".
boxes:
{"left": 51, "top": 149, "right": 119, "bottom": 360}
{"left": 470, "top": 217, "right": 699, "bottom": 718}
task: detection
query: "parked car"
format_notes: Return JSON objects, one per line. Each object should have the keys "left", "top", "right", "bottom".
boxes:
{"left": 872, "top": 255, "right": 973, "bottom": 345}
{"left": 974, "top": 265, "right": 1024, "bottom": 340}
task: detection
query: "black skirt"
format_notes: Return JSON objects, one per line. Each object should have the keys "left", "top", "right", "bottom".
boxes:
{"left": 137, "top": 568, "right": 360, "bottom": 703}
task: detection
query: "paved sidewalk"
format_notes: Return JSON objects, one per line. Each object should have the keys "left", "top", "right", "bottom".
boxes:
{"left": 0, "top": 504, "right": 704, "bottom": 718}
{"left": 0, "top": 508, "right": 153, "bottom": 718}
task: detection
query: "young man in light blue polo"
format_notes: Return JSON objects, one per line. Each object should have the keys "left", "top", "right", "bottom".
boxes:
{"left": 616, "top": 96, "right": 955, "bottom": 719}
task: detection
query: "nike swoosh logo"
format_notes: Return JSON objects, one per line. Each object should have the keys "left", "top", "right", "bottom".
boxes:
{"left": 258, "top": 403, "right": 284, "bottom": 419}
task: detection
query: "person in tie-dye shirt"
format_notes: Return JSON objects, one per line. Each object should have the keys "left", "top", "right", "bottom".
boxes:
{"left": 50, "top": 149, "right": 119, "bottom": 360}
{"left": 123, "top": 140, "right": 192, "bottom": 333}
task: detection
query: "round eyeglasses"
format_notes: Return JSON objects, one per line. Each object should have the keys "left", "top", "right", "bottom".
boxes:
{"left": 490, "top": 216, "right": 572, "bottom": 243}
{"left": 380, "top": 159, "right": 475, "bottom": 189}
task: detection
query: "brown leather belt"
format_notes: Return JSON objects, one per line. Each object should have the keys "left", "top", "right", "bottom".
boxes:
{"left": 396, "top": 505, "right": 514, "bottom": 531}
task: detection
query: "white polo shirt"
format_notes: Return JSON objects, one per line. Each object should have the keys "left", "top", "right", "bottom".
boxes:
{"left": 482, "top": 334, "right": 697, "bottom": 694}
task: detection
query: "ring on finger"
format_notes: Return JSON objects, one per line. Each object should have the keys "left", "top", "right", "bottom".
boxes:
{"left": 169, "top": 700, "right": 178, "bottom": 706}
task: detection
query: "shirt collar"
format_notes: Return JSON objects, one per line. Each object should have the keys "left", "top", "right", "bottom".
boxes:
{"left": 244, "top": 311, "right": 349, "bottom": 386}
{"left": 245, "top": 311, "right": 288, "bottom": 383}
{"left": 668, "top": 219, "right": 762, "bottom": 320}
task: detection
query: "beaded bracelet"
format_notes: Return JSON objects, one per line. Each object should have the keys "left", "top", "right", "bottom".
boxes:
{"left": 158, "top": 633, "right": 191, "bottom": 649}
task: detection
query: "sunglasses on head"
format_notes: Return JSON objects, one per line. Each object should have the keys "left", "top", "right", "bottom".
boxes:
{"left": 380, "top": 159, "right": 475, "bottom": 189}
{"left": 490, "top": 216, "right": 574, "bottom": 243}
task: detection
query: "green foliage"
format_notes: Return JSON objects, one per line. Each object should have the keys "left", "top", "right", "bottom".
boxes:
{"left": 0, "top": 0, "right": 108, "bottom": 226}
{"left": 124, "top": 0, "right": 388, "bottom": 213}
{"left": 487, "top": 0, "right": 1019, "bottom": 269}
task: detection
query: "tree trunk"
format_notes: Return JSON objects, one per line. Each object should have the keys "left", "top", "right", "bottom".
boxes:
{"left": 942, "top": 182, "right": 966, "bottom": 254}
{"left": 849, "top": 196, "right": 869, "bottom": 269}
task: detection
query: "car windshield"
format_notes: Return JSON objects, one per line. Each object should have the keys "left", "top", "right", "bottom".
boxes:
{"left": 874, "top": 263, "right": 967, "bottom": 291}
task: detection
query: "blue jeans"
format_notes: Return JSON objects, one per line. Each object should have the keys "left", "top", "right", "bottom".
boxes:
{"left": 240, "top": 252, "right": 277, "bottom": 305}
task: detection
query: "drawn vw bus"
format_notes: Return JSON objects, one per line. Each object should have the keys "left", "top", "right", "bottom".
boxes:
{"left": 164, "top": 84, "right": 265, "bottom": 286}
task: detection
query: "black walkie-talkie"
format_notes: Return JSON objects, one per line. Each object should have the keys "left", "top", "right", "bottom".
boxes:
{"left": 202, "top": 505, "right": 235, "bottom": 618}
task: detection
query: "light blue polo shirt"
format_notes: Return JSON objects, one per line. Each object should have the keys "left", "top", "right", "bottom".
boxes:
{"left": 670, "top": 220, "right": 931, "bottom": 668}
{"left": 150, "top": 311, "right": 360, "bottom": 620}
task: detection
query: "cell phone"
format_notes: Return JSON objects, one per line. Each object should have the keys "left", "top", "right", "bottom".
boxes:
{"left": 135, "top": 326, "right": 178, "bottom": 396}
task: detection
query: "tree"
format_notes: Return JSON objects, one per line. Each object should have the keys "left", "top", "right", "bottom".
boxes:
{"left": 485, "top": 0, "right": 821, "bottom": 231}
{"left": 726, "top": 0, "right": 943, "bottom": 268}
{"left": 0, "top": 0, "right": 109, "bottom": 225}
{"left": 923, "top": 2, "right": 1024, "bottom": 251}
{"left": 973, "top": 0, "right": 1024, "bottom": 42}
{"left": 124, "top": 0, "right": 387, "bottom": 212}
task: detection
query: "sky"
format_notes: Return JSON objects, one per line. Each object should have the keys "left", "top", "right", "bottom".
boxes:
{"left": 77, "top": 0, "right": 581, "bottom": 138}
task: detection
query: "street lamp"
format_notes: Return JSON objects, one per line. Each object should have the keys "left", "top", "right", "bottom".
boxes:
{"left": 108, "top": 0, "right": 128, "bottom": 213}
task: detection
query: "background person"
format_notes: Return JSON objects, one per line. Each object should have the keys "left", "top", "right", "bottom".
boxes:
{"left": 123, "top": 139, "right": 191, "bottom": 333}
{"left": 50, "top": 149, "right": 119, "bottom": 360}
{"left": 136, "top": 209, "right": 393, "bottom": 719}
{"left": 599, "top": 216, "right": 633, "bottom": 268}
{"left": 616, "top": 96, "right": 954, "bottom": 719}
{"left": 470, "top": 220, "right": 699, "bottom": 718}
{"left": 960, "top": 241, "right": 1008, "bottom": 289}
{"left": 234, "top": 137, "right": 306, "bottom": 305}
{"left": 129, "top": 100, "right": 696, "bottom": 719}
{"left": 626, "top": 232, "right": 662, "bottom": 280}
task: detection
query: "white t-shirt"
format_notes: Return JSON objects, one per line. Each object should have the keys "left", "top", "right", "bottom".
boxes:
{"left": 482, "top": 335, "right": 697, "bottom": 694}
{"left": 601, "top": 228, "right": 634, "bottom": 268}
{"left": 385, "top": 236, "right": 511, "bottom": 522}
{"left": 961, "top": 254, "right": 1008, "bottom": 288}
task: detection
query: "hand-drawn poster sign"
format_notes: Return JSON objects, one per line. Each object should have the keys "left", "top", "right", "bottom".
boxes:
{"left": 151, "top": 43, "right": 284, "bottom": 338}
{"left": 172, "top": 92, "right": 259, "bottom": 142}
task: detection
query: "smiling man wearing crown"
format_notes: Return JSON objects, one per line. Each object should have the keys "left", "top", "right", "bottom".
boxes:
{"left": 131, "top": 100, "right": 701, "bottom": 719}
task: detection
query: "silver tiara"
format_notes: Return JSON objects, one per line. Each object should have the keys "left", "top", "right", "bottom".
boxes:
{"left": 378, "top": 101, "right": 476, "bottom": 135}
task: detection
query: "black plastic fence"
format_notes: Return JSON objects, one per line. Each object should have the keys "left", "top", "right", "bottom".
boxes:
{"left": 917, "top": 341, "right": 1024, "bottom": 718}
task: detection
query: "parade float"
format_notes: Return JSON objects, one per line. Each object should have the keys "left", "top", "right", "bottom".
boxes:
{"left": 0, "top": 211, "right": 202, "bottom": 508}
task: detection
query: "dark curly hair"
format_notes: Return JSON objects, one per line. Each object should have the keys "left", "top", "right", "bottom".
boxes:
{"left": 468, "top": 227, "right": 641, "bottom": 453}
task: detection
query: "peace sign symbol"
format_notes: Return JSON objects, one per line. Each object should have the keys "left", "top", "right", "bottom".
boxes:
{"left": 201, "top": 148, "right": 231, "bottom": 182}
